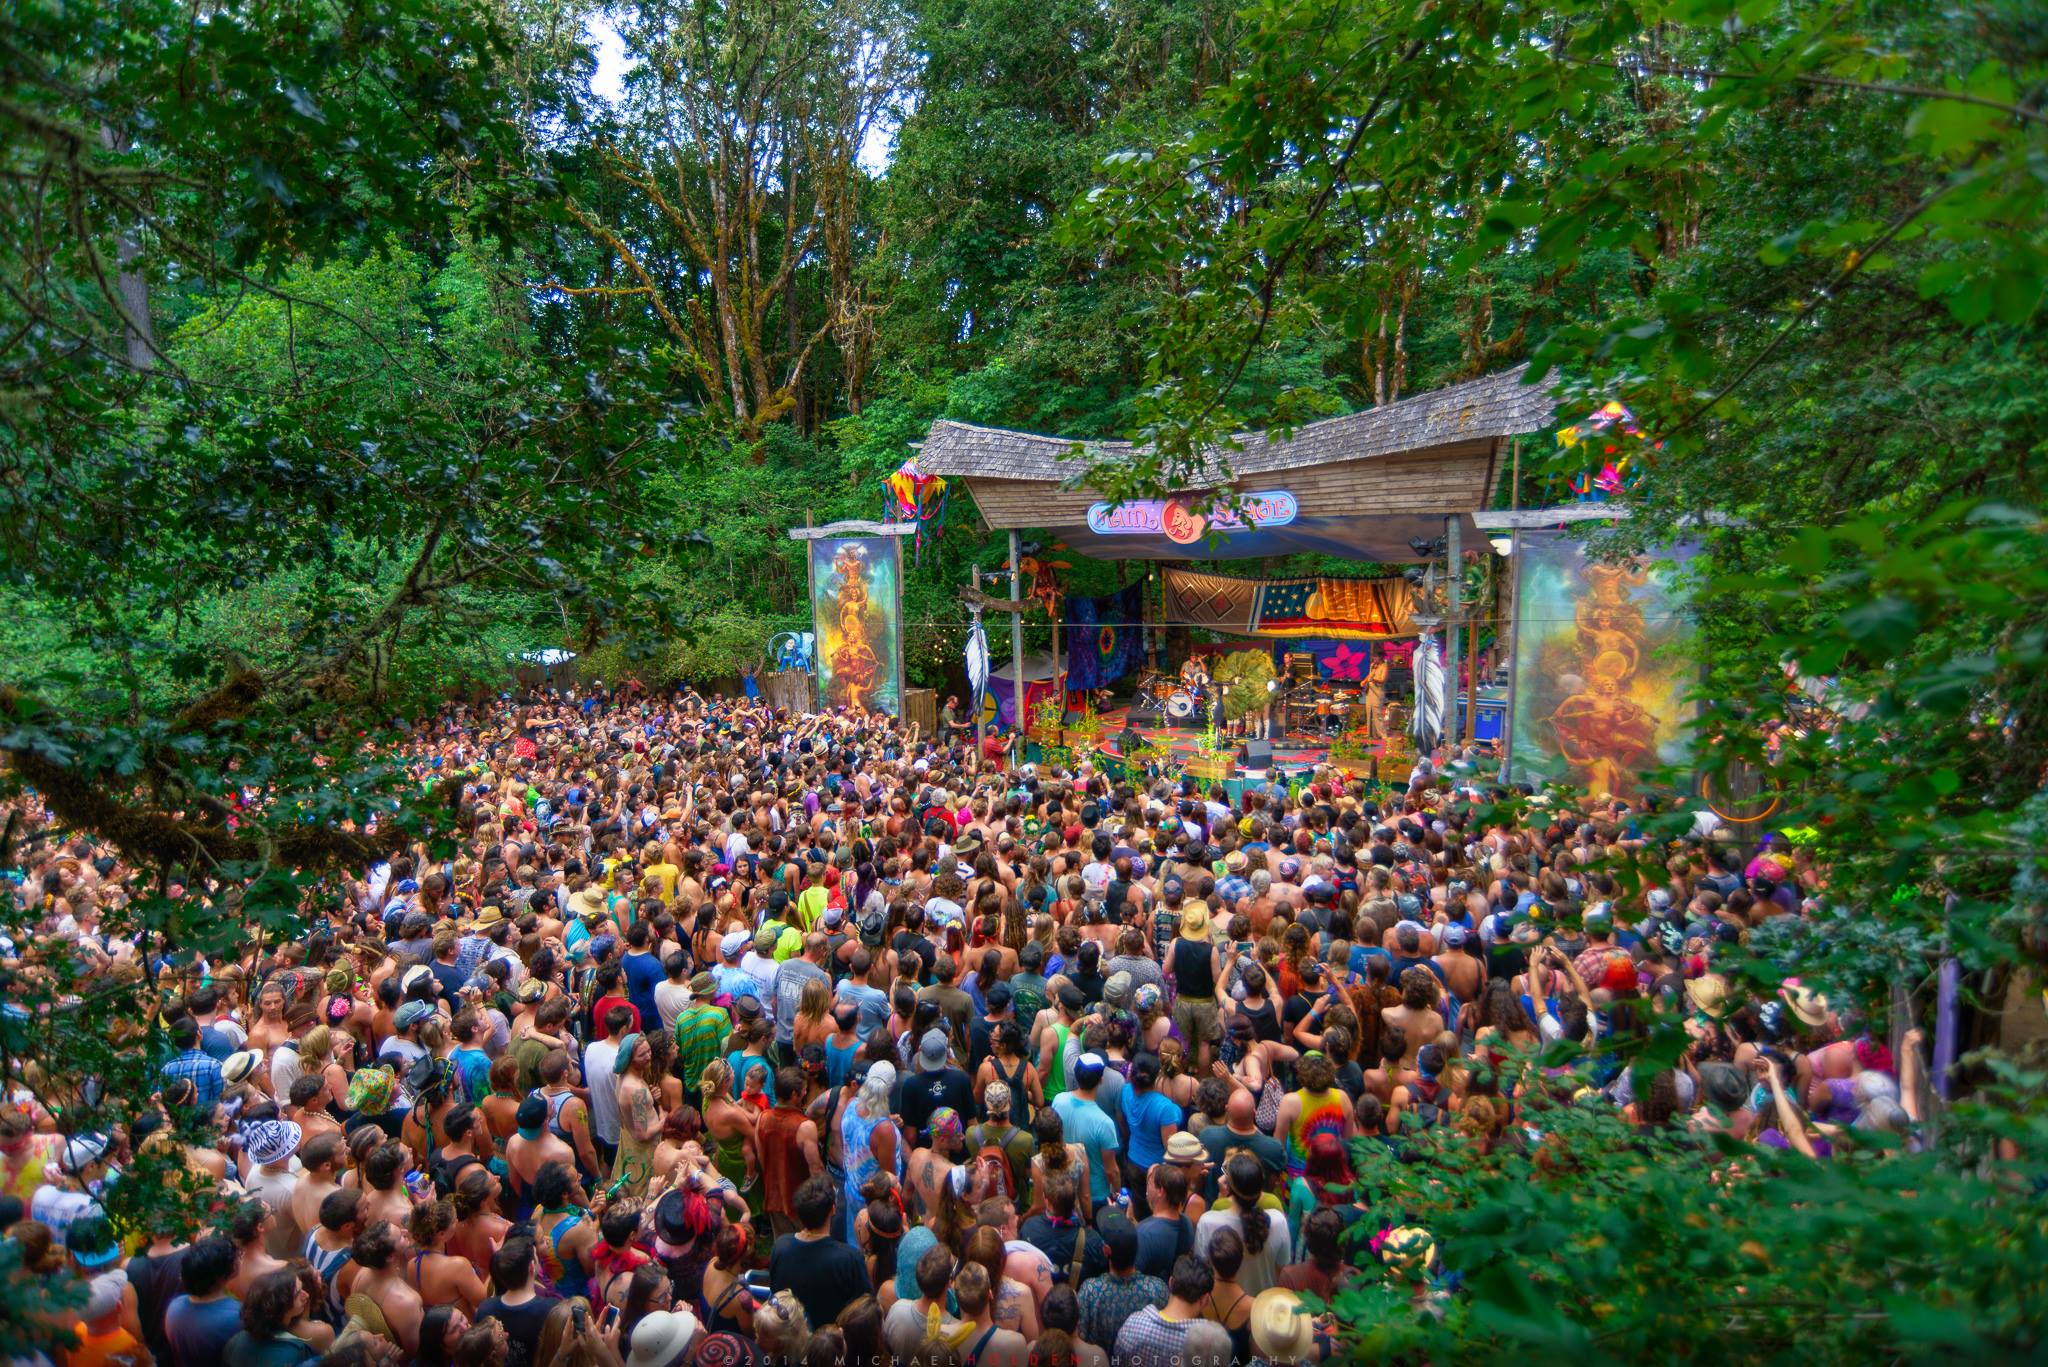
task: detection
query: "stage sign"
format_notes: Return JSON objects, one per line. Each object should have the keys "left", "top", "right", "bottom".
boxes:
{"left": 1086, "top": 491, "right": 1298, "bottom": 543}
{"left": 1509, "top": 533, "right": 1697, "bottom": 800}
{"left": 809, "top": 536, "right": 903, "bottom": 717}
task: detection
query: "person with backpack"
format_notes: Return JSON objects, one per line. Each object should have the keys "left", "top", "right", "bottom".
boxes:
{"left": 965, "top": 1082, "right": 1036, "bottom": 1210}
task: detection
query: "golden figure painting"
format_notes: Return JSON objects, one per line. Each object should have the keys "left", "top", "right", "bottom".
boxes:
{"left": 810, "top": 536, "right": 902, "bottom": 716}
{"left": 1510, "top": 534, "right": 1696, "bottom": 799}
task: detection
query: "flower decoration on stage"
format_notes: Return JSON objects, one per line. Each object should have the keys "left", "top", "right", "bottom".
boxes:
{"left": 1557, "top": 400, "right": 1659, "bottom": 502}
{"left": 1323, "top": 643, "right": 1369, "bottom": 681}
{"left": 882, "top": 457, "right": 947, "bottom": 563}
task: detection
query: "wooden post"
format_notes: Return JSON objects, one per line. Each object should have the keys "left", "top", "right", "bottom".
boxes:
{"left": 1466, "top": 556, "right": 1482, "bottom": 745}
{"left": 1008, "top": 530, "right": 1025, "bottom": 773}
{"left": 1500, "top": 438, "right": 1521, "bottom": 784}
{"left": 1444, "top": 515, "right": 1462, "bottom": 756}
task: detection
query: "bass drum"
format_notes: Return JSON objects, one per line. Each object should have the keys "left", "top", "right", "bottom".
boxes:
{"left": 1166, "top": 691, "right": 1196, "bottom": 720}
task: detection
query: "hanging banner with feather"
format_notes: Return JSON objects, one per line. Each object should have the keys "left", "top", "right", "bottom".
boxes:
{"left": 1062, "top": 582, "right": 1145, "bottom": 691}
{"left": 965, "top": 608, "right": 991, "bottom": 715}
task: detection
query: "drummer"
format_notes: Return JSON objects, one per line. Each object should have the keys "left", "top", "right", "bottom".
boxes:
{"left": 1179, "top": 655, "right": 1210, "bottom": 693}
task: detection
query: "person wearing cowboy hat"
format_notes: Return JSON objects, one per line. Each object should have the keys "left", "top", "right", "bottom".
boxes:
{"left": 1250, "top": 1286, "right": 1326, "bottom": 1364}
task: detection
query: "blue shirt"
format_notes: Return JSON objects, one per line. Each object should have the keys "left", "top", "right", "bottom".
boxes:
{"left": 834, "top": 980, "right": 890, "bottom": 1039}
{"left": 622, "top": 951, "right": 666, "bottom": 1029}
{"left": 1120, "top": 1087, "right": 1182, "bottom": 1169}
{"left": 1052, "top": 1091, "right": 1122, "bottom": 1202}
{"left": 166, "top": 1293, "right": 244, "bottom": 1366}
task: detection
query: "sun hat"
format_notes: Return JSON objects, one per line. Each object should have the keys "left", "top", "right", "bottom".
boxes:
{"left": 401, "top": 965, "right": 435, "bottom": 996}
{"left": 516, "top": 978, "right": 548, "bottom": 1003}
{"left": 1782, "top": 978, "right": 1832, "bottom": 1029}
{"left": 345, "top": 1066, "right": 396, "bottom": 1114}
{"left": 688, "top": 971, "right": 717, "bottom": 998}
{"left": 472, "top": 904, "right": 507, "bottom": 930}
{"left": 1165, "top": 1131, "right": 1207, "bottom": 1164}
{"left": 1686, "top": 972, "right": 1732, "bottom": 1017}
{"left": 59, "top": 1133, "right": 109, "bottom": 1176}
{"left": 1250, "top": 1287, "right": 1316, "bottom": 1362}
{"left": 1377, "top": 1224, "right": 1436, "bottom": 1276}
{"left": 242, "top": 1118, "right": 302, "bottom": 1166}
{"left": 626, "top": 1308, "right": 704, "bottom": 1367}
{"left": 1180, "top": 904, "right": 1211, "bottom": 940}
{"left": 220, "top": 1050, "right": 264, "bottom": 1086}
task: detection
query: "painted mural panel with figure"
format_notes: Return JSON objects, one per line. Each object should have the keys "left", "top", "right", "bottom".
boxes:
{"left": 1511, "top": 533, "right": 1697, "bottom": 799}
{"left": 810, "top": 536, "right": 902, "bottom": 716}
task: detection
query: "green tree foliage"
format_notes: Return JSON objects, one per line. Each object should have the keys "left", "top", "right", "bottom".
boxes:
{"left": 1057, "top": 0, "right": 2048, "bottom": 1354}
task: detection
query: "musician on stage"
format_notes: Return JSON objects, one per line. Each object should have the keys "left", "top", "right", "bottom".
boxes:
{"left": 1178, "top": 655, "right": 1210, "bottom": 692}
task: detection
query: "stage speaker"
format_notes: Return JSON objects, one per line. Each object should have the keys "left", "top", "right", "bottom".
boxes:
{"left": 1239, "top": 739, "right": 1275, "bottom": 770}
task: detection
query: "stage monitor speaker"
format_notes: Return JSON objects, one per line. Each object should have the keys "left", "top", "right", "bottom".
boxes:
{"left": 1239, "top": 739, "right": 1275, "bottom": 770}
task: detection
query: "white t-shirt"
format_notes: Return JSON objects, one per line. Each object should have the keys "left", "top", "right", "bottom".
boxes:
{"left": 653, "top": 980, "right": 693, "bottom": 1032}
{"left": 583, "top": 1039, "right": 622, "bottom": 1144}
{"left": 1193, "top": 1206, "right": 1291, "bottom": 1294}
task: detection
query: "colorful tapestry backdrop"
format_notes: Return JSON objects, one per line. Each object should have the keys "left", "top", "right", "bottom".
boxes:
{"left": 1063, "top": 582, "right": 1145, "bottom": 690}
{"left": 810, "top": 537, "right": 902, "bottom": 716}
{"left": 1510, "top": 533, "right": 1698, "bottom": 798}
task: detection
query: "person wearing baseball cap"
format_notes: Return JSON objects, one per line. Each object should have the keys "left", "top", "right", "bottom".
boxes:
{"left": 899, "top": 1029, "right": 973, "bottom": 1145}
{"left": 1051, "top": 1053, "right": 1122, "bottom": 1213}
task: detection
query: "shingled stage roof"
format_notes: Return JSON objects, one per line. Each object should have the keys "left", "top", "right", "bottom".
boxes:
{"left": 917, "top": 364, "right": 1555, "bottom": 486}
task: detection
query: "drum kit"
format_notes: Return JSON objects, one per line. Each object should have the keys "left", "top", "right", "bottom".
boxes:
{"left": 1135, "top": 670, "right": 1209, "bottom": 727}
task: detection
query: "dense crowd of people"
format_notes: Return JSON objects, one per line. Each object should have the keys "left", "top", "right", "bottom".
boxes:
{"left": 0, "top": 681, "right": 1922, "bottom": 1366}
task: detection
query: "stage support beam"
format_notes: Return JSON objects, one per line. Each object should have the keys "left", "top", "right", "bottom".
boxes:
{"left": 1008, "top": 530, "right": 1025, "bottom": 773}
{"left": 1445, "top": 514, "right": 1462, "bottom": 757}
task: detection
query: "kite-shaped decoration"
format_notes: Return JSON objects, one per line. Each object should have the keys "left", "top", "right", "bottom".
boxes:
{"left": 1557, "top": 400, "right": 1659, "bottom": 502}
{"left": 883, "top": 458, "right": 948, "bottom": 563}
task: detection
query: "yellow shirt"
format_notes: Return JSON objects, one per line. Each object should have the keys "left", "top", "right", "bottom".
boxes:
{"left": 643, "top": 861, "right": 681, "bottom": 903}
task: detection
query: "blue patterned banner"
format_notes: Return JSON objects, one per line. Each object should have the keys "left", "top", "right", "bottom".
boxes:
{"left": 1063, "top": 582, "right": 1145, "bottom": 691}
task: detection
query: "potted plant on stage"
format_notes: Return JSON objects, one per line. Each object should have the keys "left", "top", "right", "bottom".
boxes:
{"left": 1184, "top": 719, "right": 1235, "bottom": 783}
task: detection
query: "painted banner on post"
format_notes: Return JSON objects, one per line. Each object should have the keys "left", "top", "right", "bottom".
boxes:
{"left": 1509, "top": 533, "right": 1697, "bottom": 799}
{"left": 810, "top": 536, "right": 902, "bottom": 716}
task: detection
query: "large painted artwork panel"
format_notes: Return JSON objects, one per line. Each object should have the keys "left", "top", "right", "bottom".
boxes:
{"left": 1510, "top": 534, "right": 1696, "bottom": 799}
{"left": 810, "top": 537, "right": 902, "bottom": 716}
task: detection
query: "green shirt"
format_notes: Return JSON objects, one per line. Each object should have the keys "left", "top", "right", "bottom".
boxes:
{"left": 673, "top": 1002, "right": 731, "bottom": 1094}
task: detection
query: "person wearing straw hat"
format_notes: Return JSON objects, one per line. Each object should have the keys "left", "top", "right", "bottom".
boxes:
{"left": 1169, "top": 901, "right": 1223, "bottom": 1070}
{"left": 1249, "top": 1286, "right": 1322, "bottom": 1365}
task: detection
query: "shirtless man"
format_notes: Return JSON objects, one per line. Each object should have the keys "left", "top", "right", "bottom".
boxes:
{"left": 1380, "top": 968, "right": 1447, "bottom": 1070}
{"left": 358, "top": 1141, "right": 418, "bottom": 1232}
{"left": 351, "top": 1219, "right": 426, "bottom": 1356}
{"left": 289, "top": 1133, "right": 347, "bottom": 1247}
{"left": 1432, "top": 925, "right": 1484, "bottom": 1005}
